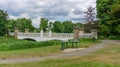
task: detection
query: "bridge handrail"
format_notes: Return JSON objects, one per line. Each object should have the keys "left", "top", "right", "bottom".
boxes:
{"left": 9, "top": 32, "right": 92, "bottom": 38}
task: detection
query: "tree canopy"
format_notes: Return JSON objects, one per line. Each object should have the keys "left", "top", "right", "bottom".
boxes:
{"left": 8, "top": 18, "right": 35, "bottom": 32}
{"left": 0, "top": 9, "right": 8, "bottom": 36}
{"left": 52, "top": 21, "right": 64, "bottom": 33}
{"left": 96, "top": 0, "right": 120, "bottom": 38}
{"left": 62, "top": 21, "right": 74, "bottom": 33}
{"left": 39, "top": 18, "right": 48, "bottom": 32}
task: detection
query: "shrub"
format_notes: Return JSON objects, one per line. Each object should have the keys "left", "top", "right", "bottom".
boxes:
{"left": 99, "top": 36, "right": 105, "bottom": 39}
{"left": 108, "top": 35, "right": 117, "bottom": 40}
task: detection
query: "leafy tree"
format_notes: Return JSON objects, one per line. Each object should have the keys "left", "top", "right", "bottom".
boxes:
{"left": 39, "top": 18, "right": 48, "bottom": 32}
{"left": 17, "top": 18, "right": 35, "bottom": 32}
{"left": 96, "top": 0, "right": 115, "bottom": 36}
{"left": 52, "top": 21, "right": 64, "bottom": 33}
{"left": 0, "top": 9, "right": 8, "bottom": 36}
{"left": 62, "top": 21, "right": 74, "bottom": 33}
{"left": 109, "top": 0, "right": 120, "bottom": 36}
{"left": 74, "top": 22, "right": 84, "bottom": 28}
{"left": 7, "top": 19, "right": 17, "bottom": 32}
{"left": 8, "top": 18, "right": 35, "bottom": 32}
{"left": 96, "top": 0, "right": 120, "bottom": 37}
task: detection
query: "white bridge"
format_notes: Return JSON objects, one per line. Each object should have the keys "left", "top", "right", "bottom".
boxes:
{"left": 10, "top": 32, "right": 92, "bottom": 41}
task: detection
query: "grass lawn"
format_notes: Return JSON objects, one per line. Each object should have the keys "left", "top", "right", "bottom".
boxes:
{"left": 0, "top": 44, "right": 120, "bottom": 67}
{"left": 0, "top": 37, "right": 100, "bottom": 59}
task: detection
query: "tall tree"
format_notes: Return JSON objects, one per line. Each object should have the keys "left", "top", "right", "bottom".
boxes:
{"left": 62, "top": 21, "right": 74, "bottom": 33}
{"left": 109, "top": 0, "right": 120, "bottom": 36}
{"left": 84, "top": 6, "right": 97, "bottom": 33}
{"left": 96, "top": 0, "right": 119, "bottom": 37}
{"left": 7, "top": 19, "right": 17, "bottom": 32}
{"left": 84, "top": 6, "right": 96, "bottom": 24}
{"left": 8, "top": 18, "right": 35, "bottom": 32}
{"left": 52, "top": 21, "right": 64, "bottom": 33}
{"left": 39, "top": 18, "right": 48, "bottom": 32}
{"left": 0, "top": 9, "right": 8, "bottom": 36}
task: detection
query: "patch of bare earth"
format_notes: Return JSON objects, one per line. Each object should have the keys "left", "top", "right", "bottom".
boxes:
{"left": 61, "top": 48, "right": 85, "bottom": 53}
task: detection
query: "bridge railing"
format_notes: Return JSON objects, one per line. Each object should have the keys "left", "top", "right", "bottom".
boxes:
{"left": 9, "top": 32, "right": 92, "bottom": 38}
{"left": 79, "top": 33, "right": 92, "bottom": 38}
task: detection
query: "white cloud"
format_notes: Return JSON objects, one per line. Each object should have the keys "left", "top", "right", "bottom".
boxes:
{"left": 0, "top": 0, "right": 96, "bottom": 28}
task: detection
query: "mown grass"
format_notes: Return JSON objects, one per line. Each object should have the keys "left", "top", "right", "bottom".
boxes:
{"left": 0, "top": 45, "right": 60, "bottom": 59}
{"left": 0, "top": 43, "right": 120, "bottom": 67}
{"left": 0, "top": 61, "right": 120, "bottom": 67}
{"left": 78, "top": 38, "right": 101, "bottom": 47}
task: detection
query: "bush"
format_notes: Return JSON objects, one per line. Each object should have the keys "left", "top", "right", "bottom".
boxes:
{"left": 108, "top": 35, "right": 120, "bottom": 40}
{"left": 99, "top": 36, "right": 105, "bottom": 39}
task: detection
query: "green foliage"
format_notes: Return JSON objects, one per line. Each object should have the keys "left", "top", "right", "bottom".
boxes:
{"left": 0, "top": 23, "right": 8, "bottom": 36}
{"left": 0, "top": 37, "right": 61, "bottom": 51}
{"left": 62, "top": 21, "right": 74, "bottom": 33}
{"left": 74, "top": 22, "right": 84, "bottom": 28}
{"left": 0, "top": 9, "right": 8, "bottom": 36}
{"left": 7, "top": 19, "right": 16, "bottom": 32}
{"left": 8, "top": 18, "right": 35, "bottom": 32}
{"left": 98, "top": 36, "right": 105, "bottom": 39}
{"left": 39, "top": 18, "right": 48, "bottom": 32}
{"left": 108, "top": 35, "right": 120, "bottom": 40}
{"left": 16, "top": 18, "right": 34, "bottom": 32}
{"left": 52, "top": 21, "right": 64, "bottom": 33}
{"left": 96, "top": 0, "right": 120, "bottom": 37}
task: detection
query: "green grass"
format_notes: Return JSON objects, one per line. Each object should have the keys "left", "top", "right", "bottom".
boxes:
{"left": 0, "top": 60, "right": 120, "bottom": 67}
{"left": 78, "top": 38, "right": 101, "bottom": 47}
{"left": 0, "top": 37, "right": 100, "bottom": 51}
{"left": 0, "top": 44, "right": 120, "bottom": 67}
{"left": 0, "top": 37, "right": 119, "bottom": 67}
{"left": 0, "top": 37, "right": 101, "bottom": 59}
{"left": 0, "top": 37, "right": 61, "bottom": 51}
{"left": 0, "top": 45, "right": 61, "bottom": 59}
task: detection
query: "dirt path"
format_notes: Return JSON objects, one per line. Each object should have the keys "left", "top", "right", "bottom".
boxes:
{"left": 0, "top": 40, "right": 119, "bottom": 64}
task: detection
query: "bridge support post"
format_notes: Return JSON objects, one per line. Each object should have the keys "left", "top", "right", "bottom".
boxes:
{"left": 91, "top": 29, "right": 98, "bottom": 40}
{"left": 74, "top": 27, "right": 80, "bottom": 40}
{"left": 25, "top": 28, "right": 29, "bottom": 33}
{"left": 14, "top": 28, "right": 18, "bottom": 38}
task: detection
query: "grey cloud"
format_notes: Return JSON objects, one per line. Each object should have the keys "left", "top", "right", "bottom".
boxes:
{"left": 0, "top": 0, "right": 96, "bottom": 27}
{"left": 73, "top": 9, "right": 83, "bottom": 15}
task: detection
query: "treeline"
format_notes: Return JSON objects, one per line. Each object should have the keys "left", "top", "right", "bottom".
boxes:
{"left": 0, "top": 9, "right": 85, "bottom": 35}
{"left": 9, "top": 18, "right": 84, "bottom": 33}
{"left": 39, "top": 18, "right": 84, "bottom": 33}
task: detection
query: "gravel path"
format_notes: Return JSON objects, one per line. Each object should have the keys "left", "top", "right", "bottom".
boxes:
{"left": 0, "top": 40, "right": 119, "bottom": 64}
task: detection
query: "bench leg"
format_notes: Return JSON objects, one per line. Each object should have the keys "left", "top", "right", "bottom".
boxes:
{"left": 61, "top": 43, "right": 65, "bottom": 50}
{"left": 76, "top": 42, "right": 78, "bottom": 48}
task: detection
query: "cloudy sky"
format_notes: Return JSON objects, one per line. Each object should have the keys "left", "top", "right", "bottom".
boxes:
{"left": 0, "top": 0, "right": 96, "bottom": 28}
